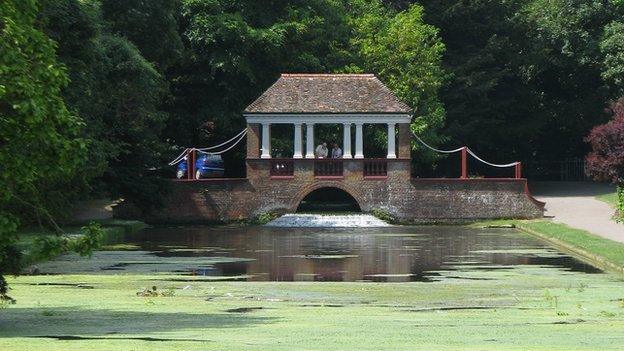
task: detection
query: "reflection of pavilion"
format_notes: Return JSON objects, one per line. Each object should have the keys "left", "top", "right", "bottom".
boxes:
{"left": 245, "top": 232, "right": 417, "bottom": 282}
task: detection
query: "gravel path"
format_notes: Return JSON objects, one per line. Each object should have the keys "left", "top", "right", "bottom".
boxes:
{"left": 531, "top": 182, "right": 623, "bottom": 243}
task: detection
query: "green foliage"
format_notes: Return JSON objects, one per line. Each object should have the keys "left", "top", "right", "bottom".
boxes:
{"left": 40, "top": 0, "right": 171, "bottom": 210}
{"left": 171, "top": 0, "right": 446, "bottom": 173}
{"left": 254, "top": 211, "right": 279, "bottom": 225}
{"left": 0, "top": 0, "right": 88, "bottom": 301}
{"left": 168, "top": 0, "right": 358, "bottom": 174}
{"left": 419, "top": 0, "right": 623, "bottom": 168}
{"left": 30, "top": 222, "right": 102, "bottom": 262}
{"left": 371, "top": 208, "right": 396, "bottom": 223}
{"left": 617, "top": 186, "right": 624, "bottom": 220}
{"left": 70, "top": 222, "right": 103, "bottom": 257}
{"left": 601, "top": 21, "right": 624, "bottom": 95}
{"left": 101, "top": 0, "right": 183, "bottom": 71}
{"left": 349, "top": 2, "right": 445, "bottom": 149}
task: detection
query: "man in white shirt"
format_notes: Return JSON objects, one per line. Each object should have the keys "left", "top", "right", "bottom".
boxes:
{"left": 315, "top": 142, "right": 328, "bottom": 158}
{"left": 331, "top": 143, "right": 342, "bottom": 158}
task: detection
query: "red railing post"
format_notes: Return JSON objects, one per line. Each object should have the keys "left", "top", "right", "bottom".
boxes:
{"left": 460, "top": 147, "right": 468, "bottom": 179}
{"left": 515, "top": 162, "right": 522, "bottom": 179}
{"left": 189, "top": 149, "right": 196, "bottom": 180}
{"left": 186, "top": 149, "right": 192, "bottom": 180}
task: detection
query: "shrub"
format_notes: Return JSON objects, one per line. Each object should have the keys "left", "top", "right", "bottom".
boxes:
{"left": 255, "top": 211, "right": 279, "bottom": 225}
{"left": 372, "top": 209, "right": 396, "bottom": 223}
{"left": 586, "top": 97, "right": 624, "bottom": 219}
{"left": 617, "top": 186, "right": 624, "bottom": 220}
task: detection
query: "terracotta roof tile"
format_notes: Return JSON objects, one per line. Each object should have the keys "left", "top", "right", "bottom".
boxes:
{"left": 244, "top": 74, "right": 411, "bottom": 114}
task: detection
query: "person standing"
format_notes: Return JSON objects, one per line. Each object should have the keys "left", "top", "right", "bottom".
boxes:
{"left": 331, "top": 143, "right": 342, "bottom": 158}
{"left": 315, "top": 142, "right": 328, "bottom": 158}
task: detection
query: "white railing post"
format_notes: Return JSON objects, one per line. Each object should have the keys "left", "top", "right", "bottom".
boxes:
{"left": 387, "top": 123, "right": 396, "bottom": 159}
{"left": 355, "top": 123, "right": 364, "bottom": 159}
{"left": 343, "top": 123, "right": 352, "bottom": 158}
{"left": 293, "top": 123, "right": 303, "bottom": 158}
{"left": 305, "top": 123, "right": 315, "bottom": 158}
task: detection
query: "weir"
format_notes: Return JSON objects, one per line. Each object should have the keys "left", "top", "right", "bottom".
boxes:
{"left": 265, "top": 214, "right": 391, "bottom": 228}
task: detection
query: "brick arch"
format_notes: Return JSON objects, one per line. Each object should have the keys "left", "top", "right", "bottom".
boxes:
{"left": 289, "top": 181, "right": 365, "bottom": 212}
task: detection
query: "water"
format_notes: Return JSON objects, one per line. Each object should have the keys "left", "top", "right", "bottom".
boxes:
{"left": 266, "top": 214, "right": 390, "bottom": 227}
{"left": 35, "top": 225, "right": 601, "bottom": 281}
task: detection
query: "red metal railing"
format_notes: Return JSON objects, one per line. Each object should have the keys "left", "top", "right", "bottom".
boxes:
{"left": 270, "top": 159, "right": 294, "bottom": 177}
{"left": 363, "top": 159, "right": 388, "bottom": 177}
{"left": 460, "top": 146, "right": 522, "bottom": 179}
{"left": 314, "top": 159, "right": 343, "bottom": 177}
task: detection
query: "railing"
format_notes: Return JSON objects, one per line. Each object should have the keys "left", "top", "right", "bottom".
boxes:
{"left": 270, "top": 159, "right": 294, "bottom": 177}
{"left": 314, "top": 159, "right": 343, "bottom": 177}
{"left": 364, "top": 159, "right": 388, "bottom": 177}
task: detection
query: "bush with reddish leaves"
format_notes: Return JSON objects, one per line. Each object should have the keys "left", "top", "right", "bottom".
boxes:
{"left": 585, "top": 97, "right": 624, "bottom": 217}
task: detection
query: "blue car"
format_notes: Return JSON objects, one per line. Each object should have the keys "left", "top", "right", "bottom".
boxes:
{"left": 176, "top": 154, "right": 225, "bottom": 179}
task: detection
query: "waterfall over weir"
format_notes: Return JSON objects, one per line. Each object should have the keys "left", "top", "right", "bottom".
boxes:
{"left": 265, "top": 214, "right": 391, "bottom": 228}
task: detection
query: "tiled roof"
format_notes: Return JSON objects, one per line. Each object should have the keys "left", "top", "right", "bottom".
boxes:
{"left": 244, "top": 74, "right": 412, "bottom": 114}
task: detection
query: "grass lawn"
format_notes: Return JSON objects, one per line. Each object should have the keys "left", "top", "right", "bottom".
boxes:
{"left": 596, "top": 192, "right": 618, "bottom": 208}
{"left": 475, "top": 219, "right": 624, "bottom": 272}
{"left": 519, "top": 221, "right": 624, "bottom": 269}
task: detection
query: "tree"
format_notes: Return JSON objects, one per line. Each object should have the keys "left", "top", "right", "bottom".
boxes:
{"left": 170, "top": 0, "right": 446, "bottom": 173}
{"left": 0, "top": 0, "right": 97, "bottom": 301}
{"left": 167, "top": 0, "right": 355, "bottom": 175}
{"left": 518, "top": 0, "right": 618, "bottom": 161}
{"left": 347, "top": 1, "right": 445, "bottom": 156}
{"left": 40, "top": 0, "right": 171, "bottom": 210}
{"left": 416, "top": 0, "right": 622, "bottom": 171}
{"left": 585, "top": 98, "right": 624, "bottom": 215}
{"left": 100, "top": 0, "right": 184, "bottom": 71}
{"left": 601, "top": 21, "right": 624, "bottom": 96}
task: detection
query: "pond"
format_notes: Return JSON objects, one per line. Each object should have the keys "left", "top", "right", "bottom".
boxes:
{"left": 35, "top": 225, "right": 601, "bottom": 281}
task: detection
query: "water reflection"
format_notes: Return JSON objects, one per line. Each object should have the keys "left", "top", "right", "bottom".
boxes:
{"left": 118, "top": 225, "right": 600, "bottom": 282}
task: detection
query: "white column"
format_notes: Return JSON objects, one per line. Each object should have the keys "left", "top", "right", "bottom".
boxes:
{"left": 305, "top": 123, "right": 315, "bottom": 158}
{"left": 261, "top": 123, "right": 271, "bottom": 159}
{"left": 354, "top": 123, "right": 364, "bottom": 159}
{"left": 293, "top": 123, "right": 303, "bottom": 158}
{"left": 342, "top": 123, "right": 352, "bottom": 158}
{"left": 387, "top": 123, "right": 396, "bottom": 159}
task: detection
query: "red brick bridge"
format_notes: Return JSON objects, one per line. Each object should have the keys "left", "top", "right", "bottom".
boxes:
{"left": 129, "top": 74, "right": 544, "bottom": 223}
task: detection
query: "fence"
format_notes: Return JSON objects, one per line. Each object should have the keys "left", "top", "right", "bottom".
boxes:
{"left": 524, "top": 159, "right": 588, "bottom": 181}
{"left": 314, "top": 159, "right": 344, "bottom": 177}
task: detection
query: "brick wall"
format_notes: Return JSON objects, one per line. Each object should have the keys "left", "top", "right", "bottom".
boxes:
{"left": 124, "top": 159, "right": 543, "bottom": 224}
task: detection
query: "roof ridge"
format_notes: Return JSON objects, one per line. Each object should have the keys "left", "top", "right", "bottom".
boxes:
{"left": 281, "top": 73, "right": 375, "bottom": 78}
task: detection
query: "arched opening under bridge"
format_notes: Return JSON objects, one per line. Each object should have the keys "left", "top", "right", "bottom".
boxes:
{"left": 296, "top": 187, "right": 361, "bottom": 213}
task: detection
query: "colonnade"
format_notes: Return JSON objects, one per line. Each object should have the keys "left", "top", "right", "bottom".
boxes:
{"left": 260, "top": 123, "right": 397, "bottom": 159}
